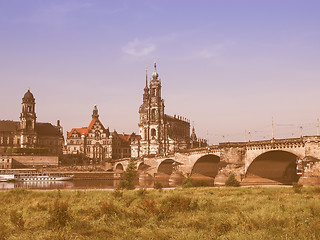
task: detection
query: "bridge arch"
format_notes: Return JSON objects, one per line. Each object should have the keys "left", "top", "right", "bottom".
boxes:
{"left": 191, "top": 154, "right": 220, "bottom": 178}
{"left": 137, "top": 162, "right": 149, "bottom": 172}
{"left": 115, "top": 163, "right": 124, "bottom": 172}
{"left": 157, "top": 159, "right": 175, "bottom": 175}
{"left": 245, "top": 150, "right": 300, "bottom": 184}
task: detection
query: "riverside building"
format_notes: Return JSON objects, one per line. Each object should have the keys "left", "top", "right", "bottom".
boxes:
{"left": 66, "top": 105, "right": 132, "bottom": 162}
{"left": 0, "top": 89, "right": 64, "bottom": 167}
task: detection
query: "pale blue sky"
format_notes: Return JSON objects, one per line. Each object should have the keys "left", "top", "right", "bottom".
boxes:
{"left": 1, "top": 0, "right": 320, "bottom": 144}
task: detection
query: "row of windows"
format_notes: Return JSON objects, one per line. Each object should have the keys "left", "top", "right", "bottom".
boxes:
{"left": 69, "top": 140, "right": 108, "bottom": 145}
{"left": 0, "top": 137, "right": 59, "bottom": 146}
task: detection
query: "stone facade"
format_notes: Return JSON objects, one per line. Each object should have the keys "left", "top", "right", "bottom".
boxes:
{"left": 0, "top": 89, "right": 64, "bottom": 157}
{"left": 66, "top": 106, "right": 131, "bottom": 161}
{"left": 131, "top": 62, "right": 206, "bottom": 157}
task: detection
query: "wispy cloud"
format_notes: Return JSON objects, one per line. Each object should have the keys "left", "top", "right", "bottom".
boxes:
{"left": 122, "top": 38, "right": 156, "bottom": 57}
{"left": 192, "top": 44, "right": 225, "bottom": 59}
{"left": 182, "top": 41, "right": 234, "bottom": 60}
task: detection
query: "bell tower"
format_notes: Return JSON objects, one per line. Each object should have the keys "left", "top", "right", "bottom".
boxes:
{"left": 149, "top": 61, "right": 163, "bottom": 138}
{"left": 20, "top": 88, "right": 37, "bottom": 147}
{"left": 20, "top": 88, "right": 36, "bottom": 131}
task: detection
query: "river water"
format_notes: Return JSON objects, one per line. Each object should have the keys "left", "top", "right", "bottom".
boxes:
{"left": 0, "top": 178, "right": 175, "bottom": 190}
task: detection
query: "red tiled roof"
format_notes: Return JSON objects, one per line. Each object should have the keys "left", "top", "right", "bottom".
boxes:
{"left": 118, "top": 134, "right": 131, "bottom": 142}
{"left": 67, "top": 117, "right": 108, "bottom": 139}
{"left": 88, "top": 118, "right": 106, "bottom": 131}
{"left": 67, "top": 127, "right": 88, "bottom": 138}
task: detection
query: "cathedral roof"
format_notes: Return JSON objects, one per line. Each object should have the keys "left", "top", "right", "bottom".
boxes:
{"left": 35, "top": 123, "right": 62, "bottom": 136}
{"left": 0, "top": 121, "right": 19, "bottom": 132}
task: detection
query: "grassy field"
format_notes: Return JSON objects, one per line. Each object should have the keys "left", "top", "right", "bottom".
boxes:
{"left": 0, "top": 186, "right": 319, "bottom": 240}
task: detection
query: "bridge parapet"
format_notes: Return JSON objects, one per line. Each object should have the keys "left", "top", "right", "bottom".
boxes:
{"left": 246, "top": 138, "right": 304, "bottom": 151}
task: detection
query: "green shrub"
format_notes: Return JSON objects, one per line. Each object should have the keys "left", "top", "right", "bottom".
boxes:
{"left": 182, "top": 177, "right": 209, "bottom": 188}
{"left": 292, "top": 182, "right": 303, "bottom": 193}
{"left": 225, "top": 173, "right": 240, "bottom": 187}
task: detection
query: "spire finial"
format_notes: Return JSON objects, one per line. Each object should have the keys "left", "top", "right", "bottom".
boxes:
{"left": 152, "top": 60, "right": 159, "bottom": 79}
{"left": 28, "top": 87, "right": 30, "bottom": 91}
{"left": 145, "top": 66, "right": 148, "bottom": 87}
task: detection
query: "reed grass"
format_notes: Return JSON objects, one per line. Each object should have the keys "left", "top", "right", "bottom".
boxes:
{"left": 0, "top": 186, "right": 319, "bottom": 239}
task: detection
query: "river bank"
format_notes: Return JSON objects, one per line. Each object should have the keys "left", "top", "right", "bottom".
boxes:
{"left": 0, "top": 187, "right": 319, "bottom": 239}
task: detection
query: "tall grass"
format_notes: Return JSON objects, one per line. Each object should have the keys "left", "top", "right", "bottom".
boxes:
{"left": 0, "top": 187, "right": 319, "bottom": 239}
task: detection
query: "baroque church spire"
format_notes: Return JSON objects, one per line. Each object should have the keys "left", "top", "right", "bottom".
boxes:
{"left": 142, "top": 67, "right": 150, "bottom": 103}
{"left": 144, "top": 66, "right": 149, "bottom": 91}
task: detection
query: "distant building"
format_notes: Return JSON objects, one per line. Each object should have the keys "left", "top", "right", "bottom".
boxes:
{"left": 0, "top": 89, "right": 64, "bottom": 167}
{"left": 66, "top": 105, "right": 131, "bottom": 162}
{"left": 131, "top": 62, "right": 206, "bottom": 157}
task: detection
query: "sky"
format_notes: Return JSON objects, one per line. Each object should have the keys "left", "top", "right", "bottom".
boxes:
{"left": 0, "top": 0, "right": 320, "bottom": 144}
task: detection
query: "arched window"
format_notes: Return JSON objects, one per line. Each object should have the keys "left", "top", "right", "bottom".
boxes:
{"left": 151, "top": 109, "right": 156, "bottom": 121}
{"left": 26, "top": 120, "right": 32, "bottom": 129}
{"left": 151, "top": 128, "right": 156, "bottom": 138}
{"left": 151, "top": 88, "right": 156, "bottom": 97}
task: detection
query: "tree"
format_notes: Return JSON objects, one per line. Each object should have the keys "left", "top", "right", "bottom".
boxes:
{"left": 117, "top": 158, "right": 137, "bottom": 190}
{"left": 225, "top": 173, "right": 241, "bottom": 187}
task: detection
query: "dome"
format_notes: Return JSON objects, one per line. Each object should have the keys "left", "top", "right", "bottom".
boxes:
{"left": 152, "top": 70, "right": 158, "bottom": 79}
{"left": 23, "top": 89, "right": 35, "bottom": 101}
{"left": 139, "top": 102, "right": 148, "bottom": 113}
{"left": 152, "top": 61, "right": 159, "bottom": 79}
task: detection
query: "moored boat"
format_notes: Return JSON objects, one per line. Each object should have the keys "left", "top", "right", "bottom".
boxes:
{"left": 0, "top": 169, "right": 73, "bottom": 182}
{"left": 13, "top": 172, "right": 74, "bottom": 182}
{"left": 0, "top": 169, "right": 38, "bottom": 182}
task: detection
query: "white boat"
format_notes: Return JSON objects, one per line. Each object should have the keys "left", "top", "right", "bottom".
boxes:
{"left": 13, "top": 172, "right": 73, "bottom": 182}
{"left": 0, "top": 169, "right": 38, "bottom": 182}
{"left": 0, "top": 169, "right": 73, "bottom": 182}
{"left": 0, "top": 174, "right": 15, "bottom": 182}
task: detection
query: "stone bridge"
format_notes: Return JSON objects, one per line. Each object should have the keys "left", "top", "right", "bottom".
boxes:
{"left": 112, "top": 136, "right": 320, "bottom": 185}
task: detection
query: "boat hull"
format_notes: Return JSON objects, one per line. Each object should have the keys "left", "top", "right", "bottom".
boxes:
{"left": 13, "top": 175, "right": 74, "bottom": 182}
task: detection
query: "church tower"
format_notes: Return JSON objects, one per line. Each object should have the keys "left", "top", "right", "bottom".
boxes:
{"left": 138, "top": 62, "right": 166, "bottom": 155}
{"left": 20, "top": 88, "right": 37, "bottom": 147}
